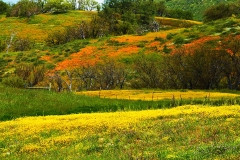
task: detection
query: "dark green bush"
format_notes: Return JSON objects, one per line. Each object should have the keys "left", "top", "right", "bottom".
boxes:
{"left": 2, "top": 76, "right": 25, "bottom": 88}
{"left": 165, "top": 9, "right": 193, "bottom": 20}
{"left": 174, "top": 36, "right": 185, "bottom": 45}
{"left": 204, "top": 2, "right": 240, "bottom": 22}
{"left": 166, "top": 33, "right": 175, "bottom": 40}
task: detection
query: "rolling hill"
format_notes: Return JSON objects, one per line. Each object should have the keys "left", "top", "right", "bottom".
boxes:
{"left": 0, "top": 10, "right": 240, "bottom": 90}
{"left": 163, "top": 0, "right": 238, "bottom": 21}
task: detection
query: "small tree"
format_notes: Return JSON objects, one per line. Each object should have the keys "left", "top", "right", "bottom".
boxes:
{"left": 0, "top": 0, "right": 8, "bottom": 14}
{"left": 155, "top": 1, "right": 166, "bottom": 17}
{"left": 7, "top": 0, "right": 41, "bottom": 18}
{"left": 44, "top": 0, "right": 72, "bottom": 13}
{"left": 204, "top": 3, "right": 231, "bottom": 22}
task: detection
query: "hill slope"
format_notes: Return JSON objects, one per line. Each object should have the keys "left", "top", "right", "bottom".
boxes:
{"left": 164, "top": 0, "right": 238, "bottom": 21}
{"left": 1, "top": 11, "right": 240, "bottom": 90}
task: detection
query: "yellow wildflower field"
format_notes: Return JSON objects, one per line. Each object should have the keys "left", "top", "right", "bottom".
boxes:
{"left": 77, "top": 90, "right": 239, "bottom": 101}
{"left": 0, "top": 105, "right": 240, "bottom": 159}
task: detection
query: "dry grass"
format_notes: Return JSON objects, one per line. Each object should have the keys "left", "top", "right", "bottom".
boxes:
{"left": 155, "top": 17, "right": 202, "bottom": 27}
{"left": 76, "top": 90, "right": 239, "bottom": 101}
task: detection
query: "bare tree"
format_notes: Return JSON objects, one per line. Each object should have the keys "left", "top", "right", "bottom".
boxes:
{"left": 6, "top": 32, "right": 16, "bottom": 54}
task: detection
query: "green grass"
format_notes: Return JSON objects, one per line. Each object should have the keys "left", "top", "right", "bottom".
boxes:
{"left": 1, "top": 85, "right": 240, "bottom": 121}
{"left": 0, "top": 86, "right": 170, "bottom": 121}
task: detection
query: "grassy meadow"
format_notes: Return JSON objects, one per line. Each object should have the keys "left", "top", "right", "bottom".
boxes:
{"left": 1, "top": 10, "right": 240, "bottom": 159}
{"left": 1, "top": 103, "right": 240, "bottom": 159}
{"left": 1, "top": 86, "right": 240, "bottom": 159}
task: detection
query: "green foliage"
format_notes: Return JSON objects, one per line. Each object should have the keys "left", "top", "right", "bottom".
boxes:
{"left": 166, "top": 9, "right": 193, "bottom": 20}
{"left": 0, "top": 39, "right": 6, "bottom": 52}
{"left": 6, "top": 0, "right": 41, "bottom": 18}
{"left": 14, "top": 65, "right": 46, "bottom": 87}
{"left": 77, "top": 0, "right": 99, "bottom": 11}
{"left": 46, "top": 30, "right": 68, "bottom": 46}
{"left": 0, "top": 0, "right": 8, "bottom": 14}
{"left": 173, "top": 35, "right": 186, "bottom": 45}
{"left": 204, "top": 2, "right": 240, "bottom": 22}
{"left": 204, "top": 3, "right": 231, "bottom": 22}
{"left": 13, "top": 37, "right": 34, "bottom": 51}
{"left": 100, "top": 0, "right": 158, "bottom": 34}
{"left": 44, "top": 0, "right": 72, "bottom": 13}
{"left": 154, "top": 37, "right": 166, "bottom": 43}
{"left": 117, "top": 21, "right": 135, "bottom": 35}
{"left": 166, "top": 32, "right": 175, "bottom": 40}
{"left": 45, "top": 16, "right": 108, "bottom": 46}
{"left": 156, "top": 0, "right": 166, "bottom": 16}
{"left": 162, "top": 44, "right": 171, "bottom": 54}
{"left": 163, "top": 0, "right": 237, "bottom": 21}
{"left": 2, "top": 76, "right": 25, "bottom": 88}
{"left": 131, "top": 53, "right": 163, "bottom": 88}
{"left": 2, "top": 85, "right": 240, "bottom": 122}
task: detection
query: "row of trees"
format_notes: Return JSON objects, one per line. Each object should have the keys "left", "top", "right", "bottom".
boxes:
{"left": 135, "top": 35, "right": 240, "bottom": 90}
{"left": 1, "top": 0, "right": 194, "bottom": 21}
{"left": 2, "top": 0, "right": 240, "bottom": 21}
{"left": 1, "top": 0, "right": 99, "bottom": 18}
{"left": 45, "top": 16, "right": 108, "bottom": 46}
{"left": 3, "top": 60, "right": 128, "bottom": 91}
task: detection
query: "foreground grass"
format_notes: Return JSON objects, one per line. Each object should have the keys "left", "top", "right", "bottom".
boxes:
{"left": 0, "top": 86, "right": 173, "bottom": 121}
{"left": 0, "top": 105, "right": 240, "bottom": 159}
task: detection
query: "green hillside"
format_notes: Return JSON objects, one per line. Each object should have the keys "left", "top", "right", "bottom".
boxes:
{"left": 164, "top": 0, "right": 238, "bottom": 21}
{"left": 1, "top": 9, "right": 240, "bottom": 90}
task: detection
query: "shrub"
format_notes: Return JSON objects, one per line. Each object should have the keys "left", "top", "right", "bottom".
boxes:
{"left": 163, "top": 44, "right": 171, "bottom": 54}
{"left": 2, "top": 76, "right": 25, "bottom": 88}
{"left": 6, "top": 0, "right": 41, "bottom": 18}
{"left": 45, "top": 30, "right": 68, "bottom": 46}
{"left": 117, "top": 21, "right": 135, "bottom": 35}
{"left": 44, "top": 0, "right": 72, "bottom": 14}
{"left": 13, "top": 38, "right": 33, "bottom": 51}
{"left": 203, "top": 2, "right": 240, "bottom": 22}
{"left": 165, "top": 9, "right": 193, "bottom": 20}
{"left": 166, "top": 33, "right": 175, "bottom": 40}
{"left": 174, "top": 35, "right": 186, "bottom": 45}
{"left": 154, "top": 37, "right": 165, "bottom": 43}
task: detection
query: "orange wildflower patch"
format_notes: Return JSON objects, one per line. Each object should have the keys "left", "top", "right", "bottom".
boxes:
{"left": 55, "top": 46, "right": 100, "bottom": 70}
{"left": 147, "top": 41, "right": 161, "bottom": 48}
{"left": 108, "top": 46, "right": 139, "bottom": 57}
{"left": 145, "top": 41, "right": 162, "bottom": 53}
{"left": 40, "top": 55, "right": 52, "bottom": 63}
{"left": 112, "top": 35, "right": 148, "bottom": 43}
{"left": 185, "top": 36, "right": 220, "bottom": 46}
{"left": 171, "top": 36, "right": 220, "bottom": 55}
